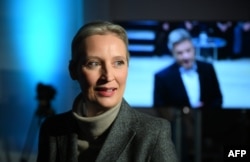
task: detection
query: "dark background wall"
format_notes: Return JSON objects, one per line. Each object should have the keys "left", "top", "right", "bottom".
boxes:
{"left": 0, "top": 0, "right": 249, "bottom": 161}
{"left": 85, "top": 0, "right": 250, "bottom": 21}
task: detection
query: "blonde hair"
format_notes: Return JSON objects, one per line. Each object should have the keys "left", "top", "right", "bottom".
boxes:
{"left": 71, "top": 21, "right": 129, "bottom": 63}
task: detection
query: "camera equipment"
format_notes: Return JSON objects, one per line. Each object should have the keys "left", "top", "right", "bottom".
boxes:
{"left": 20, "top": 83, "right": 56, "bottom": 162}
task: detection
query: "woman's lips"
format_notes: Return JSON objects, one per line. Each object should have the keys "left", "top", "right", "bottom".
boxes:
{"left": 95, "top": 87, "right": 117, "bottom": 97}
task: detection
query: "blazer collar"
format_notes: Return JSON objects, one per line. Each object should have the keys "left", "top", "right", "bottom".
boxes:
{"left": 96, "top": 99, "right": 137, "bottom": 162}
{"left": 56, "top": 99, "right": 137, "bottom": 162}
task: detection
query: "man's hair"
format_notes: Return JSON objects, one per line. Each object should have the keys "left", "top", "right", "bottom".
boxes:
{"left": 167, "top": 28, "right": 192, "bottom": 51}
{"left": 71, "top": 21, "right": 129, "bottom": 63}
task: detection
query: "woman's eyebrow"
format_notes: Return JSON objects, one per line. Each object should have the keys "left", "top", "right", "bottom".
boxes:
{"left": 85, "top": 56, "right": 101, "bottom": 60}
{"left": 112, "top": 56, "right": 126, "bottom": 60}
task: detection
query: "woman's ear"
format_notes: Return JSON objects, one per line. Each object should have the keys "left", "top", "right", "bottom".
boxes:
{"left": 69, "top": 60, "right": 78, "bottom": 80}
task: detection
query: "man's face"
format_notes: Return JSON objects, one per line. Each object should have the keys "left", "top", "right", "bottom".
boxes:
{"left": 172, "top": 40, "right": 195, "bottom": 69}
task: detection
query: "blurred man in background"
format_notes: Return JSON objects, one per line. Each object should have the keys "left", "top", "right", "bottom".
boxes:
{"left": 153, "top": 28, "right": 223, "bottom": 161}
{"left": 153, "top": 28, "right": 223, "bottom": 110}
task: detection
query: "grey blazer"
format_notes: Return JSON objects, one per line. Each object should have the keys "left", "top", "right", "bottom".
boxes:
{"left": 37, "top": 99, "right": 178, "bottom": 162}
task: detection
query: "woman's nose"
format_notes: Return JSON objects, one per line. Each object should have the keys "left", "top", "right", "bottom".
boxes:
{"left": 100, "top": 64, "right": 114, "bottom": 82}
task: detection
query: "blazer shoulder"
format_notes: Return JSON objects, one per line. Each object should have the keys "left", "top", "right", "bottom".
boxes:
{"left": 197, "top": 60, "right": 213, "bottom": 68}
{"left": 132, "top": 108, "right": 171, "bottom": 132}
{"left": 155, "top": 62, "right": 178, "bottom": 78}
{"left": 120, "top": 100, "right": 171, "bottom": 131}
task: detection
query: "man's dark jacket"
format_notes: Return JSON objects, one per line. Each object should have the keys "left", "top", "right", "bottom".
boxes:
{"left": 153, "top": 60, "right": 223, "bottom": 109}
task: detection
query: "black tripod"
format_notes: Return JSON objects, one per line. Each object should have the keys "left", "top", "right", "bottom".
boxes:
{"left": 20, "top": 83, "right": 56, "bottom": 162}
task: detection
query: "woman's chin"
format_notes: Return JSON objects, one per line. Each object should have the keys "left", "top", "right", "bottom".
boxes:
{"left": 98, "top": 103, "right": 119, "bottom": 110}
{"left": 96, "top": 97, "right": 121, "bottom": 109}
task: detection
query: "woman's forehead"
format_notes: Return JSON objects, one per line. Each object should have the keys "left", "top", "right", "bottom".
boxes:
{"left": 79, "top": 34, "right": 127, "bottom": 58}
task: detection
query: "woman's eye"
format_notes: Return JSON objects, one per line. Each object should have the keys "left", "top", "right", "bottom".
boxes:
{"left": 114, "top": 60, "right": 125, "bottom": 67}
{"left": 85, "top": 61, "right": 100, "bottom": 69}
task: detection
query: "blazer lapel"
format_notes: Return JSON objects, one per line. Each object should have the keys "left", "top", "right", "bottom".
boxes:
{"left": 174, "top": 64, "right": 191, "bottom": 107}
{"left": 57, "top": 133, "right": 78, "bottom": 162}
{"left": 96, "top": 100, "right": 137, "bottom": 162}
{"left": 196, "top": 61, "right": 205, "bottom": 102}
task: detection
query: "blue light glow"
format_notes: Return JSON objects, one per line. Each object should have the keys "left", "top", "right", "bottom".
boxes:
{"left": 9, "top": 0, "right": 83, "bottom": 83}
{"left": 4, "top": 0, "right": 83, "bottom": 152}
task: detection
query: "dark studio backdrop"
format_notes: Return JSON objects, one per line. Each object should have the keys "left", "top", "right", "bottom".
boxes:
{"left": 0, "top": 0, "right": 250, "bottom": 161}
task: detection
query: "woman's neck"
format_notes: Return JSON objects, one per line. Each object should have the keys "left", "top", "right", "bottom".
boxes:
{"left": 73, "top": 99, "right": 122, "bottom": 139}
{"left": 84, "top": 101, "right": 105, "bottom": 117}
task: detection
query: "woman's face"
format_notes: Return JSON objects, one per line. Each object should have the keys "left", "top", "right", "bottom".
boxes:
{"left": 77, "top": 34, "right": 128, "bottom": 114}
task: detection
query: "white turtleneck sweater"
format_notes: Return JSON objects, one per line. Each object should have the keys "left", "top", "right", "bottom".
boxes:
{"left": 72, "top": 100, "right": 121, "bottom": 161}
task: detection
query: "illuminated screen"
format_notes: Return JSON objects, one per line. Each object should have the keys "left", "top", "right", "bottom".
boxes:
{"left": 116, "top": 20, "right": 250, "bottom": 109}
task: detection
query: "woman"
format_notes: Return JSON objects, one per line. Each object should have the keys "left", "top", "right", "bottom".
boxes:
{"left": 37, "top": 21, "right": 177, "bottom": 162}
